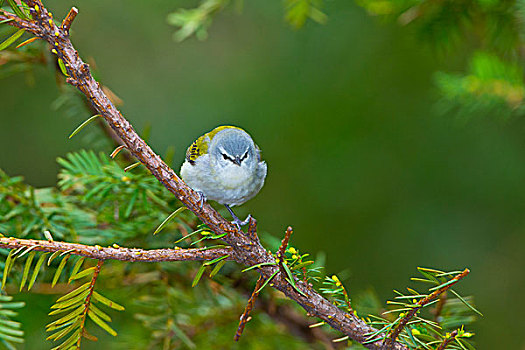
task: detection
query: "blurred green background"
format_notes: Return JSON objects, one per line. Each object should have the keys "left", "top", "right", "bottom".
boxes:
{"left": 1, "top": 0, "right": 525, "bottom": 348}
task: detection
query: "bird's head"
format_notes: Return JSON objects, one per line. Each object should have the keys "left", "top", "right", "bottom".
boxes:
{"left": 209, "top": 127, "right": 258, "bottom": 169}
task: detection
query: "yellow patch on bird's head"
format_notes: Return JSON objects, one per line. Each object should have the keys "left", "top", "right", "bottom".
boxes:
{"left": 185, "top": 125, "right": 243, "bottom": 164}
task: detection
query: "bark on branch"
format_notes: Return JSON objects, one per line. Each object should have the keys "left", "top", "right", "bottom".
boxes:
{"left": 0, "top": 3, "right": 412, "bottom": 349}
{"left": 0, "top": 237, "right": 232, "bottom": 262}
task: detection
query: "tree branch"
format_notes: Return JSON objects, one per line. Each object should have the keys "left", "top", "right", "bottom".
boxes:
{"left": 76, "top": 259, "right": 103, "bottom": 348}
{"left": 435, "top": 330, "right": 458, "bottom": 350}
{"left": 234, "top": 276, "right": 264, "bottom": 341}
{"left": 60, "top": 6, "right": 77, "bottom": 32}
{"left": 0, "top": 3, "right": 412, "bottom": 349}
{"left": 278, "top": 226, "right": 293, "bottom": 259}
{"left": 0, "top": 237, "right": 232, "bottom": 262}
{"left": 383, "top": 269, "right": 470, "bottom": 349}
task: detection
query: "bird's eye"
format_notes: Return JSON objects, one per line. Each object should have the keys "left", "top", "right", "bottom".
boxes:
{"left": 241, "top": 152, "right": 248, "bottom": 161}
{"left": 222, "top": 153, "right": 233, "bottom": 162}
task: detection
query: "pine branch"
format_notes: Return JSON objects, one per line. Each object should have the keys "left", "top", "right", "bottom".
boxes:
{"left": 0, "top": 237, "right": 232, "bottom": 262}
{"left": 435, "top": 329, "right": 458, "bottom": 350}
{"left": 0, "top": 3, "right": 444, "bottom": 349}
{"left": 75, "top": 259, "right": 103, "bottom": 348}
{"left": 45, "top": 258, "right": 127, "bottom": 348}
{"left": 382, "top": 269, "right": 470, "bottom": 349}
{"left": 234, "top": 275, "right": 264, "bottom": 342}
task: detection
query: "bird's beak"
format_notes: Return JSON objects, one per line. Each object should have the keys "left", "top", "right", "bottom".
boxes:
{"left": 233, "top": 156, "right": 242, "bottom": 166}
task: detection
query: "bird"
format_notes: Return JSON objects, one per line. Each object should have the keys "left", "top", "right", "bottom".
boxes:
{"left": 180, "top": 125, "right": 267, "bottom": 228}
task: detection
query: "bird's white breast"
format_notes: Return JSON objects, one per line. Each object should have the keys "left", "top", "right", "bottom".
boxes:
{"left": 214, "top": 165, "right": 252, "bottom": 189}
{"left": 180, "top": 154, "right": 266, "bottom": 206}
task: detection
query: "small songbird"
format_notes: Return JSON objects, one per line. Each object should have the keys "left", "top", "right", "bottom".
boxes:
{"left": 180, "top": 126, "right": 267, "bottom": 227}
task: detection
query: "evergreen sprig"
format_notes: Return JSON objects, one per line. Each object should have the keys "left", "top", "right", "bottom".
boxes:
{"left": 46, "top": 260, "right": 124, "bottom": 349}
{"left": 356, "top": 0, "right": 525, "bottom": 119}
{"left": 166, "top": 0, "right": 326, "bottom": 42}
{"left": 435, "top": 51, "right": 525, "bottom": 117}
{"left": 375, "top": 267, "right": 478, "bottom": 349}
{"left": 320, "top": 274, "right": 352, "bottom": 312}
{"left": 284, "top": 0, "right": 327, "bottom": 29}
{"left": 0, "top": 294, "right": 24, "bottom": 350}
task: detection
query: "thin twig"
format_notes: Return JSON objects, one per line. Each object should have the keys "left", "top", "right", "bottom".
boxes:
{"left": 435, "top": 329, "right": 458, "bottom": 350}
{"left": 278, "top": 226, "right": 293, "bottom": 259}
{"left": 110, "top": 144, "right": 126, "bottom": 158}
{"left": 340, "top": 283, "right": 353, "bottom": 312}
{"left": 302, "top": 266, "right": 308, "bottom": 284}
{"left": 433, "top": 291, "right": 447, "bottom": 322}
{"left": 234, "top": 276, "right": 264, "bottom": 341}
{"left": 60, "top": 6, "right": 77, "bottom": 32}
{"left": 246, "top": 217, "right": 258, "bottom": 241}
{"left": 76, "top": 259, "right": 103, "bottom": 348}
{"left": 233, "top": 274, "right": 339, "bottom": 349}
{"left": 0, "top": 237, "right": 232, "bottom": 262}
{"left": 383, "top": 269, "right": 470, "bottom": 349}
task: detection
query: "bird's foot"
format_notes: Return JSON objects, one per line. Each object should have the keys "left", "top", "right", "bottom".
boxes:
{"left": 232, "top": 214, "right": 252, "bottom": 230}
{"left": 224, "top": 205, "right": 251, "bottom": 232}
{"left": 231, "top": 215, "right": 252, "bottom": 232}
{"left": 196, "top": 191, "right": 207, "bottom": 209}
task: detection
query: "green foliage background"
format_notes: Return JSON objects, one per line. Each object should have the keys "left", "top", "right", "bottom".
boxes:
{"left": 1, "top": 0, "right": 525, "bottom": 348}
